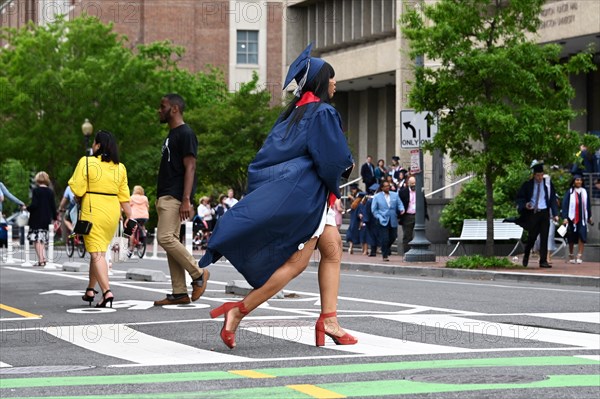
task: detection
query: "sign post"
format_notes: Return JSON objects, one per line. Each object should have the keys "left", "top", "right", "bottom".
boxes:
{"left": 401, "top": 109, "right": 436, "bottom": 262}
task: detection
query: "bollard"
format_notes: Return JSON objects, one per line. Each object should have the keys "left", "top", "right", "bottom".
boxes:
{"left": 44, "top": 223, "right": 58, "bottom": 269}
{"left": 185, "top": 221, "right": 193, "bottom": 286}
{"left": 149, "top": 227, "right": 159, "bottom": 259}
{"left": 6, "top": 225, "right": 15, "bottom": 264}
{"left": 185, "top": 221, "right": 193, "bottom": 255}
{"left": 21, "top": 226, "right": 32, "bottom": 267}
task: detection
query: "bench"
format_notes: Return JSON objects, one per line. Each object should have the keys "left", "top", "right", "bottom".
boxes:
{"left": 448, "top": 219, "right": 524, "bottom": 257}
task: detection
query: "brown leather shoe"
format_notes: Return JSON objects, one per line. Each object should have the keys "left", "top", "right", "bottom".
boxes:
{"left": 153, "top": 294, "right": 191, "bottom": 306}
{"left": 191, "top": 270, "right": 210, "bottom": 301}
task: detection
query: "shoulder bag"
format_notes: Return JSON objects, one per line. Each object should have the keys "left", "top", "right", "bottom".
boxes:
{"left": 73, "top": 157, "right": 93, "bottom": 235}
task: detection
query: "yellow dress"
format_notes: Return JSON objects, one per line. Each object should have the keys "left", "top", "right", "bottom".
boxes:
{"left": 68, "top": 156, "right": 130, "bottom": 253}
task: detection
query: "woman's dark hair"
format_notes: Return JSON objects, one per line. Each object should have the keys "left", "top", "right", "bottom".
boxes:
{"left": 280, "top": 61, "right": 335, "bottom": 127}
{"left": 93, "top": 130, "right": 120, "bottom": 164}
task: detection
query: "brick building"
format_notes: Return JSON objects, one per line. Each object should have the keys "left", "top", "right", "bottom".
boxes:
{"left": 0, "top": 0, "right": 284, "bottom": 99}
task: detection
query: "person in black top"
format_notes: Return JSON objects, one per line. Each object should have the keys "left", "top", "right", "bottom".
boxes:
{"left": 360, "top": 155, "right": 377, "bottom": 193}
{"left": 27, "top": 171, "right": 57, "bottom": 266}
{"left": 515, "top": 163, "right": 559, "bottom": 268}
{"left": 154, "top": 93, "right": 209, "bottom": 306}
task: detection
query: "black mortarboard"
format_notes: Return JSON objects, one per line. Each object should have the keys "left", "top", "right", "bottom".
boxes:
{"left": 532, "top": 163, "right": 544, "bottom": 173}
{"left": 283, "top": 43, "right": 326, "bottom": 94}
{"left": 349, "top": 183, "right": 359, "bottom": 189}
{"left": 572, "top": 173, "right": 583, "bottom": 179}
{"left": 357, "top": 192, "right": 367, "bottom": 198}
{"left": 368, "top": 183, "right": 380, "bottom": 192}
{"left": 392, "top": 156, "right": 400, "bottom": 161}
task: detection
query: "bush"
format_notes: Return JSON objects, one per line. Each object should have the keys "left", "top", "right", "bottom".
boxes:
{"left": 446, "top": 255, "right": 522, "bottom": 269}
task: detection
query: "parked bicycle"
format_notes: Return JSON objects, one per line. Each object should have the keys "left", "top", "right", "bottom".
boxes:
{"left": 66, "top": 233, "right": 86, "bottom": 258}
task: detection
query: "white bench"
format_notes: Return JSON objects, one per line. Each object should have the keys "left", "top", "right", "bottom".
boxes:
{"left": 448, "top": 219, "right": 524, "bottom": 257}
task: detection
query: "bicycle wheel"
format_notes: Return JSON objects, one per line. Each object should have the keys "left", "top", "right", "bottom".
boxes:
{"left": 66, "top": 236, "right": 75, "bottom": 257}
{"left": 135, "top": 238, "right": 146, "bottom": 258}
{"left": 77, "top": 237, "right": 86, "bottom": 258}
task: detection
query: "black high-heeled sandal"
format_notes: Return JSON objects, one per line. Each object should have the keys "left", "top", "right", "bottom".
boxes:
{"left": 95, "top": 290, "right": 114, "bottom": 308}
{"left": 82, "top": 288, "right": 98, "bottom": 307}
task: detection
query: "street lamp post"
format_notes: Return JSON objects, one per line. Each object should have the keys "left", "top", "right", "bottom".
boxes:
{"left": 404, "top": 53, "right": 436, "bottom": 262}
{"left": 81, "top": 119, "right": 93, "bottom": 155}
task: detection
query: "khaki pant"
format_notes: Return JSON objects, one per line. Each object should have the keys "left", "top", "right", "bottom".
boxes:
{"left": 156, "top": 196, "right": 202, "bottom": 295}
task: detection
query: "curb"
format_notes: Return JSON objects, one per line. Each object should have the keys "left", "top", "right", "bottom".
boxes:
{"left": 325, "top": 261, "right": 600, "bottom": 288}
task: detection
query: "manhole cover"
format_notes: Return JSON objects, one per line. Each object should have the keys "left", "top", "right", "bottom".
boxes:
{"left": 0, "top": 365, "right": 94, "bottom": 375}
{"left": 409, "top": 371, "right": 547, "bottom": 384}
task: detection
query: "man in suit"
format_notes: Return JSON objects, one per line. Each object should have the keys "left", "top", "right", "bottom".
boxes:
{"left": 398, "top": 175, "right": 429, "bottom": 255}
{"left": 515, "top": 163, "right": 559, "bottom": 268}
{"left": 360, "top": 155, "right": 377, "bottom": 193}
{"left": 371, "top": 181, "right": 405, "bottom": 261}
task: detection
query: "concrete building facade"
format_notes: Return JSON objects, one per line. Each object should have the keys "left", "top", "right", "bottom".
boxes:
{"left": 283, "top": 0, "right": 600, "bottom": 195}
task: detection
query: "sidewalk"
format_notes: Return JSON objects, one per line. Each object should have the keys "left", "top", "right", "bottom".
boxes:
{"left": 322, "top": 250, "right": 600, "bottom": 288}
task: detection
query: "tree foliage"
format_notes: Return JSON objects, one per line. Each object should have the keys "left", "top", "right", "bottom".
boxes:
{"left": 400, "top": 0, "right": 596, "bottom": 255}
{"left": 187, "top": 71, "right": 283, "bottom": 198}
{"left": 0, "top": 16, "right": 279, "bottom": 226}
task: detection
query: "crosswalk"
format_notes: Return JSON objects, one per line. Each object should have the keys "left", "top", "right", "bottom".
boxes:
{"left": 2, "top": 311, "right": 598, "bottom": 368}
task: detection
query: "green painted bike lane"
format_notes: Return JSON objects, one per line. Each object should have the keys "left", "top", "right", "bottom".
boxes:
{"left": 2, "top": 356, "right": 599, "bottom": 399}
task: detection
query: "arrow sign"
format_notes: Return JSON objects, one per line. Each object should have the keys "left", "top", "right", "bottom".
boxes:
{"left": 40, "top": 290, "right": 86, "bottom": 297}
{"left": 403, "top": 121, "right": 417, "bottom": 138}
{"left": 111, "top": 300, "right": 155, "bottom": 310}
{"left": 400, "top": 110, "right": 438, "bottom": 148}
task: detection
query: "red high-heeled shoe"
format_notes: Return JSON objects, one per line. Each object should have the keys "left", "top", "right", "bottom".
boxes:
{"left": 315, "top": 311, "right": 358, "bottom": 347}
{"left": 209, "top": 301, "right": 249, "bottom": 349}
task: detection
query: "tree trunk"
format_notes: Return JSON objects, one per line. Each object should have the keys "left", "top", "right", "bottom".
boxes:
{"left": 485, "top": 170, "right": 495, "bottom": 257}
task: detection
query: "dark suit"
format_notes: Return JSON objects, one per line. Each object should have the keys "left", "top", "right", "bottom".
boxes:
{"left": 360, "top": 162, "right": 376, "bottom": 192}
{"left": 398, "top": 186, "right": 428, "bottom": 254}
{"left": 516, "top": 178, "right": 558, "bottom": 265}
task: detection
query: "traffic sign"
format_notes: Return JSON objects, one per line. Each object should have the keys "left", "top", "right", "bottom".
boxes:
{"left": 400, "top": 110, "right": 438, "bottom": 148}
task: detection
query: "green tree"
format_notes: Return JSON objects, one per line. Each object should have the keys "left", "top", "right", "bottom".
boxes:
{"left": 187, "top": 72, "right": 282, "bottom": 197}
{"left": 400, "top": 0, "right": 596, "bottom": 256}
{"left": 0, "top": 16, "right": 226, "bottom": 202}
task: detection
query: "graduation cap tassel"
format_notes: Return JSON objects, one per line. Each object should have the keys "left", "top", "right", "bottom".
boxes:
{"left": 293, "top": 60, "right": 310, "bottom": 97}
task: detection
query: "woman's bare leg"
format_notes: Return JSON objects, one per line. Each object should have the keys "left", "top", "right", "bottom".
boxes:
{"left": 89, "top": 252, "right": 112, "bottom": 299}
{"left": 224, "top": 237, "right": 318, "bottom": 332}
{"left": 317, "top": 225, "right": 350, "bottom": 337}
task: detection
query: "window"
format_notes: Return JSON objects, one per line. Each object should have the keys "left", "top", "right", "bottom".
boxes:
{"left": 237, "top": 30, "right": 258, "bottom": 64}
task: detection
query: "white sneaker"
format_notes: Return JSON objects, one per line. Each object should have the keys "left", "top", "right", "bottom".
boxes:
{"left": 576, "top": 256, "right": 583, "bottom": 264}
{"left": 569, "top": 256, "right": 576, "bottom": 264}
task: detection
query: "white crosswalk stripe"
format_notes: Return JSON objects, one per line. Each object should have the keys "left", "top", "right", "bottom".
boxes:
{"left": 32, "top": 311, "right": 600, "bottom": 366}
{"left": 375, "top": 314, "right": 600, "bottom": 350}
{"left": 42, "top": 324, "right": 246, "bottom": 365}
{"left": 242, "top": 326, "right": 467, "bottom": 355}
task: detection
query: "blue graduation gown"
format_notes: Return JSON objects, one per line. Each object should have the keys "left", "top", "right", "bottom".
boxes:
{"left": 199, "top": 102, "right": 354, "bottom": 288}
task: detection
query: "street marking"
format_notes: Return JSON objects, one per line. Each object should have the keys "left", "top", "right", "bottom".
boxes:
{"left": 229, "top": 370, "right": 276, "bottom": 379}
{"left": 576, "top": 355, "right": 600, "bottom": 361}
{"left": 321, "top": 375, "right": 600, "bottom": 397}
{"left": 2, "top": 356, "right": 597, "bottom": 389}
{"left": 526, "top": 312, "right": 600, "bottom": 324}
{"left": 0, "top": 303, "right": 41, "bottom": 319}
{"left": 242, "top": 326, "right": 467, "bottom": 356}
{"left": 42, "top": 324, "right": 247, "bottom": 365}
{"left": 376, "top": 314, "right": 600, "bottom": 349}
{"left": 0, "top": 361, "right": 12, "bottom": 368}
{"left": 288, "top": 384, "right": 345, "bottom": 398}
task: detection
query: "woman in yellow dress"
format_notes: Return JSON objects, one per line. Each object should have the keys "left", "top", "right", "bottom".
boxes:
{"left": 69, "top": 130, "right": 133, "bottom": 308}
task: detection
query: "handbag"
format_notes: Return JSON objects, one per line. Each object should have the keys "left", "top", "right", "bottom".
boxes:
{"left": 73, "top": 156, "right": 93, "bottom": 235}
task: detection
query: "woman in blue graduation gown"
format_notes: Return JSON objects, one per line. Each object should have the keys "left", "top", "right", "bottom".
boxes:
{"left": 199, "top": 44, "right": 358, "bottom": 349}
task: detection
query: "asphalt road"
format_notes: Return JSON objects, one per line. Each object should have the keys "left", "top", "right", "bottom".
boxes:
{"left": 1, "top": 253, "right": 599, "bottom": 399}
